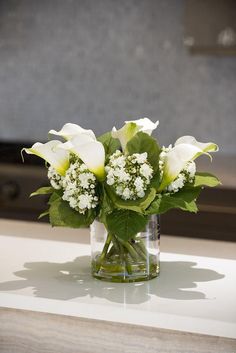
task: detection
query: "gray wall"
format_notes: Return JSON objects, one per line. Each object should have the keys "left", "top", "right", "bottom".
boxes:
{"left": 0, "top": 0, "right": 235, "bottom": 153}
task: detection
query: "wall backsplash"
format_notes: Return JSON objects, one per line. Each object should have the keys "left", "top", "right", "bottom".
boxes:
{"left": 0, "top": 0, "right": 235, "bottom": 153}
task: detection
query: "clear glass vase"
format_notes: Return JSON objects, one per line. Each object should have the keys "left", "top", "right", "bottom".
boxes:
{"left": 90, "top": 215, "right": 160, "bottom": 283}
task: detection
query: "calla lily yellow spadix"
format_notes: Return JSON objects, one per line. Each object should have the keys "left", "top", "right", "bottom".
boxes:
{"left": 158, "top": 137, "right": 219, "bottom": 191}
{"left": 23, "top": 140, "right": 70, "bottom": 176}
{"left": 59, "top": 136, "right": 106, "bottom": 181}
{"left": 49, "top": 123, "right": 96, "bottom": 141}
{"left": 112, "top": 117, "right": 159, "bottom": 152}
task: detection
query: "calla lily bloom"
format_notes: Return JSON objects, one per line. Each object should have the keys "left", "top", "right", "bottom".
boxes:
{"left": 112, "top": 117, "right": 159, "bottom": 151}
{"left": 175, "top": 136, "right": 219, "bottom": 153}
{"left": 23, "top": 140, "right": 70, "bottom": 176}
{"left": 59, "top": 133, "right": 95, "bottom": 152}
{"left": 60, "top": 136, "right": 105, "bottom": 181}
{"left": 111, "top": 122, "right": 139, "bottom": 152}
{"left": 158, "top": 137, "right": 218, "bottom": 191}
{"left": 125, "top": 118, "right": 159, "bottom": 135}
{"left": 49, "top": 123, "right": 96, "bottom": 141}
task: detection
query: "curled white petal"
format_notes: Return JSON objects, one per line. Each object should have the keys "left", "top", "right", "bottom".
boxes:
{"left": 49, "top": 123, "right": 96, "bottom": 141}
{"left": 158, "top": 136, "right": 218, "bottom": 191}
{"left": 158, "top": 144, "right": 209, "bottom": 191}
{"left": 111, "top": 123, "right": 139, "bottom": 151}
{"left": 175, "top": 136, "right": 219, "bottom": 152}
{"left": 74, "top": 141, "right": 105, "bottom": 180}
{"left": 23, "top": 140, "right": 69, "bottom": 176}
{"left": 58, "top": 134, "right": 95, "bottom": 153}
{"left": 125, "top": 117, "right": 159, "bottom": 135}
{"left": 61, "top": 136, "right": 105, "bottom": 180}
{"left": 112, "top": 118, "right": 159, "bottom": 151}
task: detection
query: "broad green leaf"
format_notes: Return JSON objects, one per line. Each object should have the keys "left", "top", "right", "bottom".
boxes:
{"left": 172, "top": 185, "right": 202, "bottom": 203}
{"left": 105, "top": 185, "right": 156, "bottom": 213}
{"left": 49, "top": 198, "right": 67, "bottom": 227}
{"left": 149, "top": 172, "right": 160, "bottom": 191}
{"left": 49, "top": 197, "right": 95, "bottom": 228}
{"left": 106, "top": 209, "right": 148, "bottom": 241}
{"left": 30, "top": 186, "right": 54, "bottom": 197}
{"left": 157, "top": 195, "right": 198, "bottom": 214}
{"left": 48, "top": 190, "right": 63, "bottom": 205}
{"left": 126, "top": 131, "right": 160, "bottom": 172}
{"left": 146, "top": 185, "right": 201, "bottom": 215}
{"left": 97, "top": 132, "right": 120, "bottom": 158}
{"left": 194, "top": 172, "right": 221, "bottom": 188}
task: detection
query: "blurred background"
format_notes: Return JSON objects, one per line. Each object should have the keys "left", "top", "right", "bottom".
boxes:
{"left": 0, "top": 0, "right": 235, "bottom": 240}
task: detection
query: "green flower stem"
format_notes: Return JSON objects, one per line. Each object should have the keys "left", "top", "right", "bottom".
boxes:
{"left": 137, "top": 239, "right": 149, "bottom": 257}
{"left": 112, "top": 235, "right": 131, "bottom": 274}
{"left": 124, "top": 253, "right": 132, "bottom": 275}
{"left": 119, "top": 239, "right": 140, "bottom": 262}
{"left": 110, "top": 234, "right": 120, "bottom": 252}
{"left": 94, "top": 233, "right": 155, "bottom": 279}
{"left": 133, "top": 243, "right": 147, "bottom": 261}
{"left": 106, "top": 245, "right": 116, "bottom": 258}
{"left": 99, "top": 233, "right": 112, "bottom": 263}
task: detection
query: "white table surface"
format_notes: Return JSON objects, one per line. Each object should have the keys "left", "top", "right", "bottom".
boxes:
{"left": 0, "top": 219, "right": 236, "bottom": 339}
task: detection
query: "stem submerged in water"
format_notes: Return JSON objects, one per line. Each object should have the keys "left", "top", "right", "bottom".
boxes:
{"left": 100, "top": 233, "right": 112, "bottom": 262}
{"left": 94, "top": 233, "right": 155, "bottom": 278}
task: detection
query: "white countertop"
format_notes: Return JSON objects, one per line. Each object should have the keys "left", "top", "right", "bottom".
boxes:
{"left": 0, "top": 219, "right": 236, "bottom": 339}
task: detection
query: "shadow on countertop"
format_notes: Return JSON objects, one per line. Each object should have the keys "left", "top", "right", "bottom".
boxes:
{"left": 0, "top": 256, "right": 224, "bottom": 303}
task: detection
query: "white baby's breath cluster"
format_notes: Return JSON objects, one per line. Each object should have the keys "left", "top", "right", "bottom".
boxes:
{"left": 47, "top": 166, "right": 64, "bottom": 190}
{"left": 105, "top": 150, "right": 153, "bottom": 200}
{"left": 159, "top": 146, "right": 196, "bottom": 194}
{"left": 62, "top": 159, "right": 98, "bottom": 214}
{"left": 48, "top": 159, "right": 98, "bottom": 214}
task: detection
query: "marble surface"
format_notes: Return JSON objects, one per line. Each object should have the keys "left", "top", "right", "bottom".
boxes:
{"left": 0, "top": 219, "right": 236, "bottom": 340}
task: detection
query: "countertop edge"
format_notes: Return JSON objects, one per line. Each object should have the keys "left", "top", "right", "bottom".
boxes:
{"left": 1, "top": 292, "right": 236, "bottom": 340}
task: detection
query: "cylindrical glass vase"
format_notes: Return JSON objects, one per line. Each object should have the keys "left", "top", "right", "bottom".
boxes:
{"left": 90, "top": 215, "right": 160, "bottom": 283}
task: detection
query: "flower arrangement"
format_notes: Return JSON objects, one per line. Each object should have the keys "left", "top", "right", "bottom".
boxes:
{"left": 23, "top": 118, "right": 220, "bottom": 282}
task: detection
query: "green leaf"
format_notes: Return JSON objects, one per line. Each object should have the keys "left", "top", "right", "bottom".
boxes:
{"left": 49, "top": 197, "right": 96, "bottom": 228}
{"left": 38, "top": 210, "right": 49, "bottom": 219}
{"left": 106, "top": 209, "right": 148, "bottom": 241}
{"left": 98, "top": 185, "right": 114, "bottom": 224}
{"left": 30, "top": 186, "right": 54, "bottom": 197}
{"left": 157, "top": 195, "right": 198, "bottom": 214}
{"left": 145, "top": 195, "right": 162, "bottom": 215}
{"left": 149, "top": 172, "right": 160, "bottom": 191}
{"left": 97, "top": 132, "right": 120, "bottom": 158}
{"left": 194, "top": 172, "right": 221, "bottom": 187}
{"left": 105, "top": 185, "right": 156, "bottom": 213}
{"left": 146, "top": 186, "right": 201, "bottom": 215}
{"left": 48, "top": 190, "right": 63, "bottom": 205}
{"left": 126, "top": 131, "right": 160, "bottom": 172}
{"left": 172, "top": 185, "right": 202, "bottom": 203}
{"left": 49, "top": 198, "right": 67, "bottom": 227}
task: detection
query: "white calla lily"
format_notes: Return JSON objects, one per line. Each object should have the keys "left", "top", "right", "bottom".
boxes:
{"left": 112, "top": 117, "right": 159, "bottom": 151}
{"left": 175, "top": 136, "right": 219, "bottom": 153}
{"left": 158, "top": 137, "right": 219, "bottom": 191}
{"left": 60, "top": 136, "right": 105, "bottom": 181}
{"left": 49, "top": 123, "right": 96, "bottom": 141}
{"left": 125, "top": 117, "right": 159, "bottom": 135}
{"left": 23, "top": 140, "right": 70, "bottom": 176}
{"left": 59, "top": 133, "right": 95, "bottom": 153}
{"left": 112, "top": 122, "right": 139, "bottom": 152}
